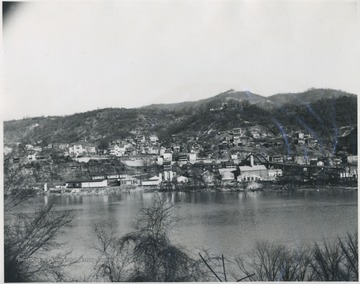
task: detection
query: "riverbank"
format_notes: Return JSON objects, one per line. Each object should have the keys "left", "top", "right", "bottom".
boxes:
{"left": 46, "top": 182, "right": 357, "bottom": 196}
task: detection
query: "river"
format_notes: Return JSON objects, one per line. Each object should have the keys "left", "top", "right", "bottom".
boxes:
{"left": 22, "top": 189, "right": 357, "bottom": 280}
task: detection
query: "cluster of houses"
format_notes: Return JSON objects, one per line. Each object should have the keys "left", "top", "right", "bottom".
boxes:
{"left": 62, "top": 154, "right": 283, "bottom": 190}
{"left": 14, "top": 125, "right": 336, "bottom": 165}
{"left": 6, "top": 124, "right": 358, "bottom": 191}
{"left": 107, "top": 134, "right": 160, "bottom": 156}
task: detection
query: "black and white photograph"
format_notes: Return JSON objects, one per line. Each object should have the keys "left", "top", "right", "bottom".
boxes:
{"left": 2, "top": 0, "right": 358, "bottom": 282}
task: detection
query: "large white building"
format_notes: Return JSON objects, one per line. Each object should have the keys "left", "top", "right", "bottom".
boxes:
{"left": 237, "top": 165, "right": 268, "bottom": 181}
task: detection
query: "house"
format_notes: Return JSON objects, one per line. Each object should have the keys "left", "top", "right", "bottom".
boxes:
{"left": 267, "top": 168, "right": 283, "bottom": 180}
{"left": 27, "top": 153, "right": 50, "bottom": 163}
{"left": 25, "top": 144, "right": 34, "bottom": 150}
{"left": 85, "top": 145, "right": 97, "bottom": 155}
{"left": 177, "top": 176, "right": 189, "bottom": 183}
{"left": 233, "top": 136, "right": 243, "bottom": 146}
{"left": 135, "top": 135, "right": 146, "bottom": 143}
{"left": 233, "top": 128, "right": 243, "bottom": 136}
{"left": 149, "top": 135, "right": 159, "bottom": 142}
{"left": 12, "top": 156, "right": 20, "bottom": 163}
{"left": 294, "top": 156, "right": 309, "bottom": 165}
{"left": 188, "top": 153, "right": 197, "bottom": 162}
{"left": 91, "top": 174, "right": 106, "bottom": 180}
{"left": 172, "top": 144, "right": 181, "bottom": 152}
{"left": 347, "top": 155, "right": 358, "bottom": 165}
{"left": 159, "top": 147, "right": 167, "bottom": 156}
{"left": 33, "top": 146, "right": 42, "bottom": 152}
{"left": 27, "top": 154, "right": 37, "bottom": 162}
{"left": 55, "top": 143, "right": 69, "bottom": 150}
{"left": 149, "top": 146, "right": 160, "bottom": 155}
{"left": 178, "top": 153, "right": 188, "bottom": 162}
{"left": 156, "top": 156, "right": 164, "bottom": 165}
{"left": 74, "top": 157, "right": 91, "bottom": 163}
{"left": 221, "top": 160, "right": 236, "bottom": 169}
{"left": 296, "top": 139, "right": 306, "bottom": 145}
{"left": 231, "top": 154, "right": 238, "bottom": 160}
{"left": 119, "top": 175, "right": 140, "bottom": 186}
{"left": 218, "top": 168, "right": 235, "bottom": 181}
{"left": 163, "top": 151, "right": 173, "bottom": 162}
{"left": 201, "top": 170, "right": 217, "bottom": 186}
{"left": 190, "top": 143, "right": 202, "bottom": 153}
{"left": 69, "top": 144, "right": 87, "bottom": 157}
{"left": 317, "top": 161, "right": 324, "bottom": 167}
{"left": 252, "top": 132, "right": 260, "bottom": 139}
{"left": 4, "top": 146, "right": 12, "bottom": 155}
{"left": 109, "top": 144, "right": 126, "bottom": 156}
{"left": 294, "top": 131, "right": 305, "bottom": 140}
{"left": 106, "top": 174, "right": 120, "bottom": 179}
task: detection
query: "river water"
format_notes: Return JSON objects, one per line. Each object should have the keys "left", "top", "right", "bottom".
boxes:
{"left": 22, "top": 189, "right": 357, "bottom": 280}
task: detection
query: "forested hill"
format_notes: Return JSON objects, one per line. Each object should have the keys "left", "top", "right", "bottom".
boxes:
{"left": 3, "top": 89, "right": 357, "bottom": 147}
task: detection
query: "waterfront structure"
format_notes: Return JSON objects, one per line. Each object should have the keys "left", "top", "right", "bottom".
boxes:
{"left": 267, "top": 168, "right": 283, "bottom": 180}
{"left": 237, "top": 165, "right": 268, "bottom": 181}
{"left": 65, "top": 179, "right": 108, "bottom": 188}
{"left": 141, "top": 174, "right": 162, "bottom": 186}
{"left": 119, "top": 175, "right": 139, "bottom": 186}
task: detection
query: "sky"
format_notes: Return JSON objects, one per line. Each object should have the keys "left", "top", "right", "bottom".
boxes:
{"left": 1, "top": 0, "right": 359, "bottom": 120}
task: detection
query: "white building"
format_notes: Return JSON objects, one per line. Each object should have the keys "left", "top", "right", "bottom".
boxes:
{"left": 109, "top": 144, "right": 127, "bottom": 156}
{"left": 69, "top": 144, "right": 87, "bottom": 157}
{"left": 163, "top": 171, "right": 174, "bottom": 181}
{"left": 141, "top": 175, "right": 162, "bottom": 186}
{"left": 267, "top": 168, "right": 283, "bottom": 181}
{"left": 163, "top": 151, "right": 173, "bottom": 162}
{"left": 188, "top": 153, "right": 197, "bottom": 162}
{"left": 149, "top": 135, "right": 159, "bottom": 142}
{"left": 237, "top": 165, "right": 268, "bottom": 181}
{"left": 177, "top": 176, "right": 189, "bottom": 183}
{"left": 218, "top": 168, "right": 235, "bottom": 181}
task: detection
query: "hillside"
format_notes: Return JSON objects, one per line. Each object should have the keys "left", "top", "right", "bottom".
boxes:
{"left": 3, "top": 89, "right": 357, "bottom": 149}
{"left": 268, "top": 88, "right": 355, "bottom": 107}
{"left": 143, "top": 89, "right": 269, "bottom": 112}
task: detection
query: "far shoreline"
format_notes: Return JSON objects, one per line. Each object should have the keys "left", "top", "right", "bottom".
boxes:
{"left": 45, "top": 182, "right": 358, "bottom": 196}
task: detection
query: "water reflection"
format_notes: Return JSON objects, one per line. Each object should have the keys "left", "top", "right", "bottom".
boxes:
{"left": 21, "top": 190, "right": 357, "bottom": 279}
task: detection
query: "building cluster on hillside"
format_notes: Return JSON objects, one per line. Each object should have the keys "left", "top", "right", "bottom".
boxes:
{"left": 5, "top": 124, "right": 357, "bottom": 190}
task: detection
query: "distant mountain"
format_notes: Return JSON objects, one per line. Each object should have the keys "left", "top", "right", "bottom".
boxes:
{"left": 3, "top": 88, "right": 357, "bottom": 148}
{"left": 268, "top": 88, "right": 356, "bottom": 107}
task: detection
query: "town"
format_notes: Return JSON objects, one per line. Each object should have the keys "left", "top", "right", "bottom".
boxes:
{"left": 4, "top": 122, "right": 357, "bottom": 194}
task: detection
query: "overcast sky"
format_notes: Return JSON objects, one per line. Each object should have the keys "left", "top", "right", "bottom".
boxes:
{"left": 2, "top": 0, "right": 359, "bottom": 120}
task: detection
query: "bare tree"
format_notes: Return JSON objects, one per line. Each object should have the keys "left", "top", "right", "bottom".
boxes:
{"left": 91, "top": 193, "right": 199, "bottom": 282}
{"left": 338, "top": 230, "right": 358, "bottom": 281}
{"left": 88, "top": 220, "right": 135, "bottom": 281}
{"left": 235, "top": 241, "right": 312, "bottom": 281}
{"left": 4, "top": 150, "right": 78, "bottom": 282}
{"left": 3, "top": 154, "right": 38, "bottom": 210}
